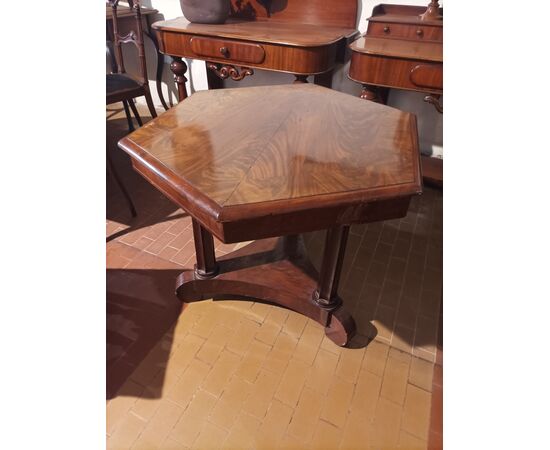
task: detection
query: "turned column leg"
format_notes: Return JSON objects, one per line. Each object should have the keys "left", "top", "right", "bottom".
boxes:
{"left": 313, "top": 225, "right": 349, "bottom": 311}
{"left": 170, "top": 56, "right": 188, "bottom": 102}
{"left": 314, "top": 70, "right": 333, "bottom": 88}
{"left": 192, "top": 219, "right": 218, "bottom": 278}
{"left": 294, "top": 75, "right": 309, "bottom": 84}
{"left": 360, "top": 84, "right": 382, "bottom": 102}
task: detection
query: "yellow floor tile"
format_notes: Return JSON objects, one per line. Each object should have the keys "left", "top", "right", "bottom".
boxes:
{"left": 380, "top": 349, "right": 411, "bottom": 405}
{"left": 202, "top": 350, "right": 241, "bottom": 398}
{"left": 305, "top": 349, "right": 340, "bottom": 396}
{"left": 242, "top": 369, "right": 281, "bottom": 419}
{"left": 335, "top": 346, "right": 366, "bottom": 384}
{"left": 320, "top": 377, "right": 355, "bottom": 429}
{"left": 166, "top": 358, "right": 211, "bottom": 407}
{"left": 275, "top": 358, "right": 311, "bottom": 407}
{"left": 287, "top": 387, "right": 324, "bottom": 444}
{"left": 191, "top": 422, "right": 228, "bottom": 450}
{"left": 401, "top": 384, "right": 432, "bottom": 440}
{"left": 310, "top": 420, "right": 343, "bottom": 450}
{"left": 253, "top": 400, "right": 294, "bottom": 450}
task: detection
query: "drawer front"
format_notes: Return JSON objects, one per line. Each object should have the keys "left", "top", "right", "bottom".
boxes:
{"left": 409, "top": 64, "right": 442, "bottom": 90}
{"left": 368, "top": 22, "right": 442, "bottom": 42}
{"left": 190, "top": 37, "right": 266, "bottom": 64}
{"left": 349, "top": 52, "right": 443, "bottom": 94}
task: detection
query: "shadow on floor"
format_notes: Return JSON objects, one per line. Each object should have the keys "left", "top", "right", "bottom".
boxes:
{"left": 107, "top": 263, "right": 440, "bottom": 400}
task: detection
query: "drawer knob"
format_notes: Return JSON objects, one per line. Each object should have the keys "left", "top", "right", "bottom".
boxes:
{"left": 219, "top": 46, "right": 229, "bottom": 57}
{"left": 416, "top": 29, "right": 424, "bottom": 37}
{"left": 383, "top": 26, "right": 390, "bottom": 33}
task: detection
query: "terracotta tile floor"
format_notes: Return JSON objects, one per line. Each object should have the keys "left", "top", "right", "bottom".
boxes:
{"left": 107, "top": 104, "right": 443, "bottom": 450}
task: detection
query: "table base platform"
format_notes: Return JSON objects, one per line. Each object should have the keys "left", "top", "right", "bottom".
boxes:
{"left": 175, "top": 230, "right": 356, "bottom": 346}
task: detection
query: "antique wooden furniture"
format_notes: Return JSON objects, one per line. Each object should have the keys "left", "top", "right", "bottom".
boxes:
{"left": 348, "top": 2, "right": 443, "bottom": 186}
{"left": 107, "top": 0, "right": 158, "bottom": 126}
{"left": 119, "top": 84, "right": 422, "bottom": 346}
{"left": 106, "top": 1, "right": 169, "bottom": 114}
{"left": 151, "top": 0, "right": 359, "bottom": 101}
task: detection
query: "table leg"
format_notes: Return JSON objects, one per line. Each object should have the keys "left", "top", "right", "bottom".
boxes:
{"left": 175, "top": 230, "right": 356, "bottom": 346}
{"left": 360, "top": 84, "right": 382, "bottom": 102}
{"left": 170, "top": 56, "right": 188, "bottom": 102}
{"left": 192, "top": 219, "right": 219, "bottom": 278}
{"left": 313, "top": 226, "right": 356, "bottom": 344}
{"left": 314, "top": 70, "right": 333, "bottom": 88}
{"left": 293, "top": 75, "right": 309, "bottom": 84}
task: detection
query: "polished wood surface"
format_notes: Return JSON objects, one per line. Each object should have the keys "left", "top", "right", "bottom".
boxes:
{"left": 119, "top": 84, "right": 421, "bottom": 242}
{"left": 351, "top": 36, "right": 442, "bottom": 62}
{"left": 153, "top": 0, "right": 359, "bottom": 99}
{"left": 229, "top": 0, "right": 358, "bottom": 29}
{"left": 190, "top": 36, "right": 266, "bottom": 64}
{"left": 120, "top": 84, "right": 420, "bottom": 346}
{"left": 160, "top": 31, "right": 339, "bottom": 76}
{"left": 349, "top": 3, "right": 443, "bottom": 184}
{"left": 154, "top": 17, "right": 357, "bottom": 47}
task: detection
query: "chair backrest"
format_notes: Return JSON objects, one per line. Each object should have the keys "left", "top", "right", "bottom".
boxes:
{"left": 107, "top": 0, "right": 148, "bottom": 85}
{"left": 229, "top": 0, "right": 359, "bottom": 29}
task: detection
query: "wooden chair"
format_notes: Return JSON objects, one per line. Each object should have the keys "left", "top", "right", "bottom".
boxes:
{"left": 106, "top": 0, "right": 158, "bottom": 217}
{"left": 106, "top": 0, "right": 157, "bottom": 126}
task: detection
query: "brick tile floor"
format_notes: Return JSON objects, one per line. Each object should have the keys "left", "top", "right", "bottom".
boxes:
{"left": 107, "top": 104, "right": 443, "bottom": 449}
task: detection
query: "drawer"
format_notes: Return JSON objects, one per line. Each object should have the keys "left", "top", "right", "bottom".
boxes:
{"left": 367, "top": 22, "right": 442, "bottom": 42}
{"left": 410, "top": 63, "right": 442, "bottom": 90}
{"left": 190, "top": 37, "right": 266, "bottom": 64}
{"left": 349, "top": 52, "right": 442, "bottom": 94}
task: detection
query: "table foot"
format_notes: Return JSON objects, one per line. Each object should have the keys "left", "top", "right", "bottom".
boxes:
{"left": 175, "top": 235, "right": 356, "bottom": 346}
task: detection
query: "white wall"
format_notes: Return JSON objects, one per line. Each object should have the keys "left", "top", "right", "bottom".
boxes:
{"left": 118, "top": 0, "right": 443, "bottom": 157}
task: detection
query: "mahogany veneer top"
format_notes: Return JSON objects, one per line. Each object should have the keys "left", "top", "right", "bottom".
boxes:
{"left": 119, "top": 84, "right": 421, "bottom": 223}
{"left": 350, "top": 37, "right": 442, "bottom": 63}
{"left": 151, "top": 17, "right": 357, "bottom": 47}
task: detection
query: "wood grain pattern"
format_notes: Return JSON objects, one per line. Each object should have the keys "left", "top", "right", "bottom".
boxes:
{"left": 350, "top": 37, "right": 442, "bottom": 63}
{"left": 119, "top": 84, "right": 421, "bottom": 243}
{"left": 155, "top": 2, "right": 359, "bottom": 99}
{"left": 161, "top": 31, "right": 338, "bottom": 75}
{"left": 367, "top": 22, "right": 443, "bottom": 42}
{"left": 228, "top": 0, "right": 358, "bottom": 29}
{"left": 120, "top": 83, "right": 419, "bottom": 347}
{"left": 190, "top": 36, "right": 266, "bottom": 64}
{"left": 349, "top": 51, "right": 442, "bottom": 94}
{"left": 153, "top": 17, "right": 357, "bottom": 48}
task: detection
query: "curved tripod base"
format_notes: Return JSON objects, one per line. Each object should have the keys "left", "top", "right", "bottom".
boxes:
{"left": 175, "top": 236, "right": 356, "bottom": 346}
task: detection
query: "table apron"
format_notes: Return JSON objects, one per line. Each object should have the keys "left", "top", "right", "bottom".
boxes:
{"left": 157, "top": 31, "right": 339, "bottom": 75}
{"left": 349, "top": 51, "right": 443, "bottom": 94}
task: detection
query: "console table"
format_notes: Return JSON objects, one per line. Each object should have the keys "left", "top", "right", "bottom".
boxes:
{"left": 119, "top": 84, "right": 421, "bottom": 346}
{"left": 151, "top": 0, "right": 359, "bottom": 102}
{"left": 348, "top": 3, "right": 443, "bottom": 186}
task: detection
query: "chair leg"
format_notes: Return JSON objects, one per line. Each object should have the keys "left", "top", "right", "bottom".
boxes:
{"left": 144, "top": 89, "right": 158, "bottom": 118}
{"left": 122, "top": 100, "right": 135, "bottom": 132}
{"left": 107, "top": 151, "right": 137, "bottom": 218}
{"left": 128, "top": 100, "right": 143, "bottom": 127}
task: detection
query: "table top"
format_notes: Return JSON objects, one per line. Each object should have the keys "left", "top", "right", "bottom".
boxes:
{"left": 350, "top": 36, "right": 442, "bottom": 63}
{"left": 120, "top": 84, "right": 421, "bottom": 226}
{"left": 151, "top": 17, "right": 357, "bottom": 47}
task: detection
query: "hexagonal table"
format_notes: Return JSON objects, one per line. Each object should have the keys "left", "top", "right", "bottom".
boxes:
{"left": 119, "top": 84, "right": 421, "bottom": 346}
